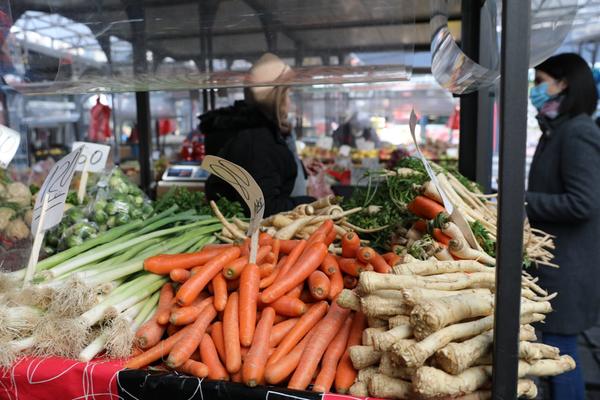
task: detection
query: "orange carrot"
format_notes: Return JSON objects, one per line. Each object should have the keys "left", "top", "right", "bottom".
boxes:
{"left": 269, "top": 318, "right": 300, "bottom": 348}
{"left": 267, "top": 301, "right": 329, "bottom": 366}
{"left": 176, "top": 359, "right": 209, "bottom": 378}
{"left": 135, "top": 317, "right": 167, "bottom": 350}
{"left": 279, "top": 239, "right": 300, "bottom": 254}
{"left": 200, "top": 333, "right": 229, "bottom": 380}
{"left": 176, "top": 247, "right": 241, "bottom": 306}
{"left": 259, "top": 265, "right": 280, "bottom": 289}
{"left": 166, "top": 304, "right": 217, "bottom": 368}
{"left": 169, "top": 268, "right": 191, "bottom": 283}
{"left": 125, "top": 323, "right": 196, "bottom": 369}
{"left": 307, "top": 232, "right": 326, "bottom": 246}
{"left": 407, "top": 195, "right": 446, "bottom": 220}
{"left": 288, "top": 302, "right": 351, "bottom": 390}
{"left": 312, "top": 315, "right": 353, "bottom": 392}
{"left": 433, "top": 228, "right": 452, "bottom": 246}
{"left": 286, "top": 283, "right": 304, "bottom": 299}
{"left": 300, "top": 288, "right": 316, "bottom": 303}
{"left": 319, "top": 254, "right": 339, "bottom": 276}
{"left": 328, "top": 267, "right": 344, "bottom": 301}
{"left": 223, "top": 292, "right": 242, "bottom": 374}
{"left": 265, "top": 331, "right": 313, "bottom": 385}
{"left": 239, "top": 263, "right": 260, "bottom": 346}
{"left": 210, "top": 321, "right": 227, "bottom": 365}
{"left": 308, "top": 270, "right": 330, "bottom": 300}
{"left": 307, "top": 220, "right": 334, "bottom": 244}
{"left": 144, "top": 247, "right": 228, "bottom": 274}
{"left": 204, "top": 243, "right": 234, "bottom": 250}
{"left": 343, "top": 275, "right": 357, "bottom": 289}
{"left": 338, "top": 257, "right": 367, "bottom": 277}
{"left": 341, "top": 231, "right": 360, "bottom": 258}
{"left": 242, "top": 307, "right": 275, "bottom": 387}
{"left": 271, "top": 295, "right": 307, "bottom": 317}
{"left": 382, "top": 252, "right": 403, "bottom": 267}
{"left": 261, "top": 242, "right": 328, "bottom": 304}
{"left": 212, "top": 273, "right": 228, "bottom": 312}
{"left": 335, "top": 312, "right": 367, "bottom": 394}
{"left": 167, "top": 324, "right": 182, "bottom": 337}
{"left": 259, "top": 262, "right": 275, "bottom": 278}
{"left": 413, "top": 219, "right": 428, "bottom": 233}
{"left": 357, "top": 247, "right": 391, "bottom": 274}
{"left": 277, "top": 240, "right": 307, "bottom": 278}
{"left": 231, "top": 370, "right": 243, "bottom": 383}
{"left": 155, "top": 283, "right": 175, "bottom": 325}
{"left": 271, "top": 239, "right": 281, "bottom": 262}
{"left": 259, "top": 232, "right": 273, "bottom": 246}
{"left": 223, "top": 246, "right": 271, "bottom": 280}
{"left": 324, "top": 228, "right": 337, "bottom": 246}
{"left": 169, "top": 296, "right": 213, "bottom": 326}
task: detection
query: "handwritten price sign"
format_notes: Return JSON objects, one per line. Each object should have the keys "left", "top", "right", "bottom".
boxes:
{"left": 72, "top": 141, "right": 111, "bottom": 173}
{"left": 0, "top": 125, "right": 21, "bottom": 169}
{"left": 32, "top": 147, "right": 83, "bottom": 234}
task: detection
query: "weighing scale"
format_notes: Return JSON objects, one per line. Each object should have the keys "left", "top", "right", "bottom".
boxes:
{"left": 157, "top": 162, "right": 210, "bottom": 197}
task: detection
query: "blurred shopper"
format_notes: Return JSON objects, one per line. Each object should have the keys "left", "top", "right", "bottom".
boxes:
{"left": 201, "top": 53, "right": 313, "bottom": 216}
{"left": 332, "top": 112, "right": 380, "bottom": 148}
{"left": 527, "top": 53, "right": 600, "bottom": 400}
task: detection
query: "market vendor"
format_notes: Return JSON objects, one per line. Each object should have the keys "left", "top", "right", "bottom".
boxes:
{"left": 201, "top": 53, "right": 314, "bottom": 216}
{"left": 527, "top": 53, "right": 600, "bottom": 400}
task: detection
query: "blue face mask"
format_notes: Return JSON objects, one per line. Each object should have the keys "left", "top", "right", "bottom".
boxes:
{"left": 529, "top": 82, "right": 553, "bottom": 110}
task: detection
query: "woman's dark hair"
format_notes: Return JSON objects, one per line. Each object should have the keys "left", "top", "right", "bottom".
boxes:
{"left": 535, "top": 53, "right": 598, "bottom": 116}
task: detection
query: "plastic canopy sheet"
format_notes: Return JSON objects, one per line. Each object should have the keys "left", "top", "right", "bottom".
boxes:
{"left": 0, "top": 0, "right": 418, "bottom": 95}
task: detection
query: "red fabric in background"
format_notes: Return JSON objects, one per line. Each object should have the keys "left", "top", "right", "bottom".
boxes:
{"left": 0, "top": 356, "right": 123, "bottom": 400}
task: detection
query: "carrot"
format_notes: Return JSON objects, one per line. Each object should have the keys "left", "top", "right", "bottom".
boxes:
{"left": 259, "top": 265, "right": 280, "bottom": 289}
{"left": 167, "top": 324, "right": 182, "bottom": 337}
{"left": 170, "top": 268, "right": 191, "bottom": 283}
{"left": 286, "top": 283, "right": 304, "bottom": 298}
{"left": 343, "top": 275, "right": 357, "bottom": 289}
{"left": 382, "top": 252, "right": 403, "bottom": 267}
{"left": 338, "top": 257, "right": 367, "bottom": 277}
{"left": 279, "top": 239, "right": 300, "bottom": 254}
{"left": 259, "top": 262, "right": 275, "bottom": 278}
{"left": 166, "top": 303, "right": 217, "bottom": 368}
{"left": 261, "top": 242, "right": 328, "bottom": 304}
{"left": 135, "top": 317, "right": 167, "bottom": 350}
{"left": 176, "top": 247, "right": 241, "bottom": 306}
{"left": 242, "top": 307, "right": 276, "bottom": 387}
{"left": 357, "top": 247, "right": 391, "bottom": 274}
{"left": 176, "top": 359, "right": 209, "bottom": 378}
{"left": 320, "top": 254, "right": 339, "bottom": 276}
{"left": 239, "top": 263, "right": 260, "bottom": 346}
{"left": 413, "top": 219, "right": 428, "bottom": 233}
{"left": 312, "top": 314, "right": 353, "bottom": 392}
{"left": 267, "top": 301, "right": 329, "bottom": 366}
{"left": 341, "top": 231, "right": 360, "bottom": 258}
{"left": 223, "top": 246, "right": 271, "bottom": 280}
{"left": 307, "top": 232, "right": 326, "bottom": 246}
{"left": 433, "top": 228, "right": 452, "bottom": 246}
{"left": 324, "top": 228, "right": 337, "bottom": 246}
{"left": 231, "top": 370, "right": 243, "bottom": 383}
{"left": 223, "top": 292, "right": 242, "bottom": 374}
{"left": 269, "top": 318, "right": 300, "bottom": 348}
{"left": 169, "top": 296, "right": 213, "bottom": 326}
{"left": 308, "top": 220, "right": 334, "bottom": 244}
{"left": 204, "top": 243, "right": 234, "bottom": 250}
{"left": 271, "top": 295, "right": 307, "bottom": 317}
{"left": 212, "top": 273, "right": 228, "bottom": 312}
{"left": 308, "top": 270, "right": 330, "bottom": 300}
{"left": 199, "top": 333, "right": 229, "bottom": 380}
{"left": 210, "top": 321, "right": 227, "bottom": 364}
{"left": 288, "top": 302, "right": 351, "bottom": 390}
{"left": 335, "top": 311, "right": 367, "bottom": 394}
{"left": 277, "top": 240, "right": 307, "bottom": 278}
{"left": 328, "top": 267, "right": 344, "bottom": 301}
{"left": 407, "top": 195, "right": 446, "bottom": 220}
{"left": 300, "top": 288, "right": 316, "bottom": 303}
{"left": 155, "top": 283, "right": 175, "bottom": 325}
{"left": 271, "top": 238, "right": 281, "bottom": 260}
{"left": 265, "top": 331, "right": 314, "bottom": 385}
{"left": 144, "top": 246, "right": 228, "bottom": 274}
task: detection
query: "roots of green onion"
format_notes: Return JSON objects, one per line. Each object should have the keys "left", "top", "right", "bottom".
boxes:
{"left": 0, "top": 305, "right": 42, "bottom": 340}
{"left": 32, "top": 316, "right": 90, "bottom": 358}
{"left": 47, "top": 276, "right": 99, "bottom": 318}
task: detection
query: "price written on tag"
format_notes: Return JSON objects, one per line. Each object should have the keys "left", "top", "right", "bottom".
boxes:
{"left": 0, "top": 125, "right": 21, "bottom": 169}
{"left": 72, "top": 142, "right": 111, "bottom": 173}
{"left": 32, "top": 147, "right": 83, "bottom": 233}
{"left": 201, "top": 155, "right": 265, "bottom": 236}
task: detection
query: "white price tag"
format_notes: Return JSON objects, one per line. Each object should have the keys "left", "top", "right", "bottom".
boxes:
{"left": 339, "top": 145, "right": 351, "bottom": 157}
{"left": 356, "top": 138, "right": 375, "bottom": 151}
{"left": 316, "top": 136, "right": 333, "bottom": 150}
{"left": 72, "top": 142, "right": 111, "bottom": 173}
{"left": 32, "top": 147, "right": 83, "bottom": 234}
{"left": 0, "top": 125, "right": 21, "bottom": 169}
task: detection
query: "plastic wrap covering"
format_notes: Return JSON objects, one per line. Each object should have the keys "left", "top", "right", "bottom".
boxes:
{"left": 0, "top": 0, "right": 418, "bottom": 94}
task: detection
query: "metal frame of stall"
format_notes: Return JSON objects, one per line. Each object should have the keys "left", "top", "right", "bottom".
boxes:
{"left": 131, "top": 0, "right": 533, "bottom": 398}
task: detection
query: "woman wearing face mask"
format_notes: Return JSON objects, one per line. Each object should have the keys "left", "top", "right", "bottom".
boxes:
{"left": 202, "top": 53, "right": 314, "bottom": 217}
{"left": 527, "top": 53, "right": 600, "bottom": 400}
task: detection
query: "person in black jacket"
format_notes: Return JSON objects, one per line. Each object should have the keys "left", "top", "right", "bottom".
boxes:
{"left": 527, "top": 53, "right": 600, "bottom": 400}
{"left": 202, "top": 53, "right": 314, "bottom": 217}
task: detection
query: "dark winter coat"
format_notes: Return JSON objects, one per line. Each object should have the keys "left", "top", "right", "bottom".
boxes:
{"left": 526, "top": 113, "right": 600, "bottom": 334}
{"left": 201, "top": 101, "right": 314, "bottom": 217}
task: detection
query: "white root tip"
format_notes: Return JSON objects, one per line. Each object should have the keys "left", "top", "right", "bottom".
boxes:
{"left": 105, "top": 317, "right": 134, "bottom": 358}
{"left": 48, "top": 276, "right": 98, "bottom": 318}
{"left": 33, "top": 316, "right": 90, "bottom": 358}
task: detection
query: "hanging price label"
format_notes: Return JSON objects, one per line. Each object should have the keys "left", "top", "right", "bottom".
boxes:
{"left": 32, "top": 147, "right": 83, "bottom": 234}
{"left": 201, "top": 155, "right": 265, "bottom": 263}
{"left": 72, "top": 142, "right": 111, "bottom": 173}
{"left": 0, "top": 125, "right": 21, "bottom": 169}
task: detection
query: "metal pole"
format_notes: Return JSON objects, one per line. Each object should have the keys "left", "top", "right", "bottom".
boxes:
{"left": 491, "top": 1, "right": 531, "bottom": 399}
{"left": 136, "top": 92, "right": 152, "bottom": 194}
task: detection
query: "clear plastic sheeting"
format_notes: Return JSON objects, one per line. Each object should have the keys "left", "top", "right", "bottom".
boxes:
{"left": 0, "top": 0, "right": 426, "bottom": 95}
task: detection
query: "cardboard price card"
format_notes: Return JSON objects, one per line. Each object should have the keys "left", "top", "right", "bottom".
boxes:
{"left": 32, "top": 147, "right": 83, "bottom": 234}
{"left": 0, "top": 125, "right": 21, "bottom": 169}
{"left": 72, "top": 141, "right": 111, "bottom": 173}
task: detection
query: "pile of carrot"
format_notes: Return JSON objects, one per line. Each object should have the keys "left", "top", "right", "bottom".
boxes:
{"left": 125, "top": 219, "right": 399, "bottom": 393}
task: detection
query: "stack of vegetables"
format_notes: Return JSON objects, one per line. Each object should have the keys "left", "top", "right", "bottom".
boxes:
{"left": 336, "top": 259, "right": 574, "bottom": 399}
{"left": 0, "top": 177, "right": 33, "bottom": 244}
{"left": 0, "top": 206, "right": 222, "bottom": 366}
